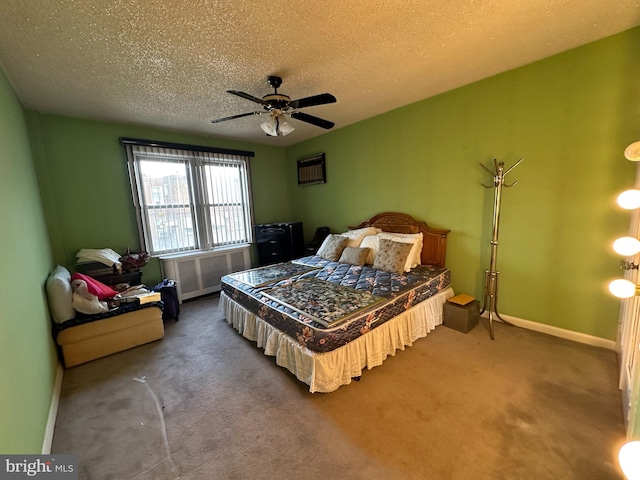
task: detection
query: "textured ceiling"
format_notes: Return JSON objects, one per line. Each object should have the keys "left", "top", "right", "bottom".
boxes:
{"left": 1, "top": 1, "right": 639, "bottom": 147}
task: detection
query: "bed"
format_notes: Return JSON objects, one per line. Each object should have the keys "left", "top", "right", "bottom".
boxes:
{"left": 220, "top": 212, "right": 453, "bottom": 393}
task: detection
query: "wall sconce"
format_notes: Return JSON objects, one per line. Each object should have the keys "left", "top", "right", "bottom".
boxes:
{"left": 609, "top": 142, "right": 640, "bottom": 298}
{"left": 619, "top": 441, "right": 640, "bottom": 479}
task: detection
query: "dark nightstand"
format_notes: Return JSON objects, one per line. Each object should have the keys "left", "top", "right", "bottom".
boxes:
{"left": 254, "top": 222, "right": 304, "bottom": 266}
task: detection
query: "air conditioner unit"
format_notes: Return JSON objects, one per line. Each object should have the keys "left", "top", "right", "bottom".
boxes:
{"left": 160, "top": 245, "right": 251, "bottom": 303}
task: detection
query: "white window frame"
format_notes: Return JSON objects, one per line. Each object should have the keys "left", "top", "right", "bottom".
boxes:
{"left": 122, "top": 138, "right": 254, "bottom": 257}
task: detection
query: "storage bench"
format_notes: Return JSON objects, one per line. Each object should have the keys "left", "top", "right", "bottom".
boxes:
{"left": 54, "top": 304, "right": 164, "bottom": 367}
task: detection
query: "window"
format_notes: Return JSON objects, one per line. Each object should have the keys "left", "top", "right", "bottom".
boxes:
{"left": 122, "top": 138, "right": 254, "bottom": 256}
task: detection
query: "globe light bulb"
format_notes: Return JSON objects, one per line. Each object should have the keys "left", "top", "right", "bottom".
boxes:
{"left": 618, "top": 190, "right": 640, "bottom": 210}
{"left": 619, "top": 441, "right": 640, "bottom": 480}
{"left": 613, "top": 237, "right": 640, "bottom": 256}
{"left": 625, "top": 142, "right": 640, "bottom": 161}
{"left": 609, "top": 279, "right": 637, "bottom": 298}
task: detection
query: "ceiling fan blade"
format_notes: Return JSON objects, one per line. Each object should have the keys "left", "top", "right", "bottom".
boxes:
{"left": 291, "top": 111, "right": 335, "bottom": 129}
{"left": 227, "top": 90, "right": 265, "bottom": 104}
{"left": 290, "top": 93, "right": 336, "bottom": 109}
{"left": 211, "top": 111, "right": 259, "bottom": 124}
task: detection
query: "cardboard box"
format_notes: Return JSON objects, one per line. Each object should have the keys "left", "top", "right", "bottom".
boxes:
{"left": 443, "top": 297, "right": 479, "bottom": 333}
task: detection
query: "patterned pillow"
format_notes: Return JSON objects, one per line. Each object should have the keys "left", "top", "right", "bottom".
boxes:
{"left": 316, "top": 234, "right": 349, "bottom": 261}
{"left": 338, "top": 247, "right": 370, "bottom": 266}
{"left": 377, "top": 232, "right": 423, "bottom": 270}
{"left": 372, "top": 238, "right": 414, "bottom": 274}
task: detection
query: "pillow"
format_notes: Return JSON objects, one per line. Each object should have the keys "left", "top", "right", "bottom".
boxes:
{"left": 316, "top": 234, "right": 349, "bottom": 261}
{"left": 340, "top": 227, "right": 380, "bottom": 238}
{"left": 377, "top": 232, "right": 423, "bottom": 271}
{"left": 338, "top": 247, "right": 370, "bottom": 266}
{"left": 372, "top": 239, "right": 414, "bottom": 274}
{"left": 359, "top": 235, "right": 379, "bottom": 265}
{"left": 339, "top": 227, "right": 381, "bottom": 248}
{"left": 70, "top": 272, "right": 118, "bottom": 300}
{"left": 45, "top": 265, "right": 76, "bottom": 324}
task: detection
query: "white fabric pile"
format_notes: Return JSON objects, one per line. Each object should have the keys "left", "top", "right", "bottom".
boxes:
{"left": 76, "top": 248, "right": 123, "bottom": 272}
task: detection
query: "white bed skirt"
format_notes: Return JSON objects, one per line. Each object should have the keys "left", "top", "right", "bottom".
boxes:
{"left": 220, "top": 287, "right": 454, "bottom": 393}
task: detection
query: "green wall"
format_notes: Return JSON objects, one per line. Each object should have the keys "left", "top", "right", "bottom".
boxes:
{"left": 27, "top": 113, "right": 292, "bottom": 281}
{"left": 288, "top": 28, "right": 640, "bottom": 341}
{"left": 0, "top": 68, "right": 58, "bottom": 452}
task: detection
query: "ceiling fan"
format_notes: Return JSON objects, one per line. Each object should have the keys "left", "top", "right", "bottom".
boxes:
{"left": 211, "top": 76, "right": 337, "bottom": 136}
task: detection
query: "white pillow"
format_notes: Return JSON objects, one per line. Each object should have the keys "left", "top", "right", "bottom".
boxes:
{"left": 339, "top": 227, "right": 381, "bottom": 248}
{"left": 359, "top": 235, "right": 379, "bottom": 265}
{"left": 45, "top": 265, "right": 76, "bottom": 324}
{"left": 376, "top": 232, "right": 423, "bottom": 271}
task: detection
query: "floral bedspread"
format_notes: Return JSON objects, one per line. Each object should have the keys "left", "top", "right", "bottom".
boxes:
{"left": 261, "top": 277, "right": 385, "bottom": 327}
{"left": 221, "top": 256, "right": 451, "bottom": 353}
{"left": 225, "top": 262, "right": 320, "bottom": 287}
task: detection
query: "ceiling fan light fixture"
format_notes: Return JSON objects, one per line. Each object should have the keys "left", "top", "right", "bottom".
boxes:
{"left": 278, "top": 118, "right": 295, "bottom": 136}
{"left": 260, "top": 115, "right": 295, "bottom": 136}
{"left": 260, "top": 117, "right": 278, "bottom": 136}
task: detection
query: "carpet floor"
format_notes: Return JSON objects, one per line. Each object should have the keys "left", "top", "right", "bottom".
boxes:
{"left": 51, "top": 294, "right": 627, "bottom": 479}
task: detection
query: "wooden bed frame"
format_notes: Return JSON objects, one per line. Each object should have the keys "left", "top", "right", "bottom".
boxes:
{"left": 349, "top": 211, "right": 450, "bottom": 267}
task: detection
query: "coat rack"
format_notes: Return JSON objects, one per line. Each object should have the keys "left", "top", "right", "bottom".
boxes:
{"left": 480, "top": 158, "right": 523, "bottom": 339}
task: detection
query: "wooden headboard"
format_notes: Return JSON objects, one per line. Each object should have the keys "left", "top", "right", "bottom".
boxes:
{"left": 349, "top": 212, "right": 450, "bottom": 268}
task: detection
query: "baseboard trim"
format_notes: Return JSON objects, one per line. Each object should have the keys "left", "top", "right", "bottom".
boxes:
{"left": 42, "top": 362, "right": 63, "bottom": 454}
{"left": 480, "top": 312, "right": 616, "bottom": 350}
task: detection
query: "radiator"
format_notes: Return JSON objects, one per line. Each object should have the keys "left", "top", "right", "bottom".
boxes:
{"left": 159, "top": 245, "right": 251, "bottom": 303}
